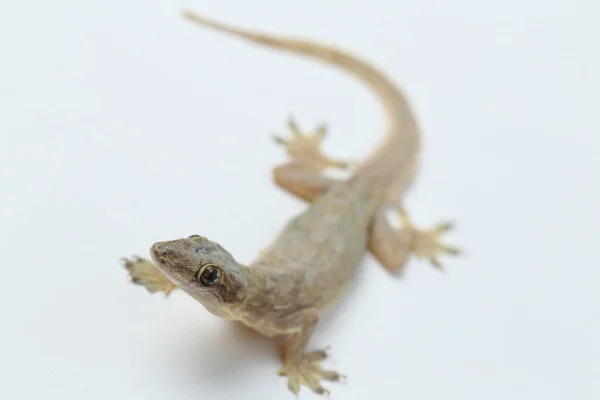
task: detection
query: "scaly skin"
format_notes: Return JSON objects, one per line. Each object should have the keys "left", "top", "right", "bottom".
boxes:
{"left": 122, "top": 10, "right": 460, "bottom": 397}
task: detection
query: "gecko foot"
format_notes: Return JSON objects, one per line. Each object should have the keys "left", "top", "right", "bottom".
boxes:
{"left": 397, "top": 209, "right": 461, "bottom": 270}
{"left": 122, "top": 256, "right": 177, "bottom": 296}
{"left": 278, "top": 348, "right": 346, "bottom": 396}
{"left": 272, "top": 116, "right": 349, "bottom": 172}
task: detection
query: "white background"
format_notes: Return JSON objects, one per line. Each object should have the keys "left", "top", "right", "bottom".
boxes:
{"left": 1, "top": 1, "right": 598, "bottom": 399}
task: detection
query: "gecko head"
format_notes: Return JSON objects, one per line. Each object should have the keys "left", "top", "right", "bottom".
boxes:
{"left": 150, "top": 235, "right": 248, "bottom": 317}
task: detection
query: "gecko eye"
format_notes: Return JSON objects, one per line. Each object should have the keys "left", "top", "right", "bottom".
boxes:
{"left": 196, "top": 264, "right": 223, "bottom": 287}
{"left": 189, "top": 235, "right": 201, "bottom": 238}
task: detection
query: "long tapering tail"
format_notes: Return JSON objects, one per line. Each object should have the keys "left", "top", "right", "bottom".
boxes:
{"left": 182, "top": 10, "right": 420, "bottom": 183}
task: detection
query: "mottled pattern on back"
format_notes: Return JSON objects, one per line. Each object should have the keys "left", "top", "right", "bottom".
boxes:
{"left": 249, "top": 182, "right": 375, "bottom": 311}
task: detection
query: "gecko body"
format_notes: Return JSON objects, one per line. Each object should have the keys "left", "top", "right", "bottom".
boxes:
{"left": 123, "top": 10, "right": 459, "bottom": 396}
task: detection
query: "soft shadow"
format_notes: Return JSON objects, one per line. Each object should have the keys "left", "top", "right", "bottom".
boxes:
{"left": 169, "top": 319, "right": 280, "bottom": 387}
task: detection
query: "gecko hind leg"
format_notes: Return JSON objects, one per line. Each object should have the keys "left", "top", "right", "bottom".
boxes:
{"left": 273, "top": 162, "right": 460, "bottom": 272}
{"left": 370, "top": 206, "right": 461, "bottom": 273}
{"left": 273, "top": 161, "right": 335, "bottom": 202}
{"left": 271, "top": 137, "right": 460, "bottom": 272}
{"left": 272, "top": 116, "right": 350, "bottom": 172}
{"left": 122, "top": 256, "right": 177, "bottom": 296}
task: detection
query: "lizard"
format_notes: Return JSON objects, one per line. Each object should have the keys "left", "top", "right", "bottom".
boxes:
{"left": 122, "top": 9, "right": 460, "bottom": 397}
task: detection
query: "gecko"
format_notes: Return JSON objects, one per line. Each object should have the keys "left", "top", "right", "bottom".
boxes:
{"left": 122, "top": 10, "right": 460, "bottom": 397}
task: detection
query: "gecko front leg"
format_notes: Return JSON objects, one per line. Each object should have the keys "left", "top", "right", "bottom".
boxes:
{"left": 277, "top": 310, "right": 345, "bottom": 396}
{"left": 121, "top": 256, "right": 177, "bottom": 296}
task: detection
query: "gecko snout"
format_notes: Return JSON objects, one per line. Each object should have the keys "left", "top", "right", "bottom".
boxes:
{"left": 150, "top": 241, "right": 177, "bottom": 263}
{"left": 150, "top": 239, "right": 197, "bottom": 264}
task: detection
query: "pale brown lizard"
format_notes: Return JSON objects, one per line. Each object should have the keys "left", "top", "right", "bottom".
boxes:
{"left": 122, "top": 9, "right": 460, "bottom": 396}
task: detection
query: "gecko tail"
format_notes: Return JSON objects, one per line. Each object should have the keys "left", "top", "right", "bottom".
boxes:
{"left": 182, "top": 9, "right": 420, "bottom": 184}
